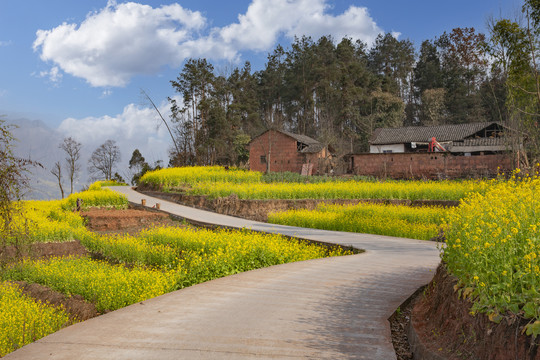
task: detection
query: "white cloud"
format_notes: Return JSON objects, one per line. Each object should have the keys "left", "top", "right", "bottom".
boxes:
{"left": 33, "top": 2, "right": 205, "bottom": 87}
{"left": 38, "top": 66, "right": 63, "bottom": 84}
{"left": 34, "top": 0, "right": 383, "bottom": 87}
{"left": 57, "top": 99, "right": 178, "bottom": 175}
{"left": 0, "top": 40, "right": 12, "bottom": 47}
{"left": 182, "top": 0, "right": 384, "bottom": 60}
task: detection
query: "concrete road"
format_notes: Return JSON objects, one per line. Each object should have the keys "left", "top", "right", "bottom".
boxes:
{"left": 5, "top": 186, "right": 441, "bottom": 359}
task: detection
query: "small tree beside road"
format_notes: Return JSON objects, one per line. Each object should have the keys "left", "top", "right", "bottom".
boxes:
{"left": 88, "top": 140, "right": 121, "bottom": 181}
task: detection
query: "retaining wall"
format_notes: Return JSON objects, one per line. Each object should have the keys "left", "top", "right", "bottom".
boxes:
{"left": 348, "top": 153, "right": 513, "bottom": 179}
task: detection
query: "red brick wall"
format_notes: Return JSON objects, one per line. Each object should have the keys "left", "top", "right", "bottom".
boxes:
{"left": 249, "top": 130, "right": 321, "bottom": 173}
{"left": 349, "top": 153, "right": 513, "bottom": 179}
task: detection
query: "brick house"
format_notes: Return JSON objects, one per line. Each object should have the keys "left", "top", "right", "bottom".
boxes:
{"left": 346, "top": 122, "right": 520, "bottom": 179}
{"left": 249, "top": 130, "right": 331, "bottom": 174}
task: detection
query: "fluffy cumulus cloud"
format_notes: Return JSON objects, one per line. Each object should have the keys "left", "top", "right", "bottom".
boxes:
{"left": 185, "top": 0, "right": 383, "bottom": 59}
{"left": 33, "top": 1, "right": 205, "bottom": 87}
{"left": 57, "top": 99, "right": 178, "bottom": 174}
{"left": 33, "top": 0, "right": 383, "bottom": 87}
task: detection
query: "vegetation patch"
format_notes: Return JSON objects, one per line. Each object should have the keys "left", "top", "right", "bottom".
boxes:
{"left": 269, "top": 202, "right": 447, "bottom": 240}
{"left": 443, "top": 172, "right": 540, "bottom": 338}
{"left": 140, "top": 165, "right": 491, "bottom": 201}
{"left": 140, "top": 166, "right": 261, "bottom": 189}
{"left": 0, "top": 281, "right": 72, "bottom": 357}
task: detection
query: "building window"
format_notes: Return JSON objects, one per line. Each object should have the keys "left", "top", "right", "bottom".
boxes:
{"left": 383, "top": 150, "right": 393, "bottom": 153}
{"left": 260, "top": 155, "right": 266, "bottom": 164}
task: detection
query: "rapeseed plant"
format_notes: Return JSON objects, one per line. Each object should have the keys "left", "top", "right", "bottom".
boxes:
{"left": 0, "top": 282, "right": 71, "bottom": 356}
{"left": 443, "top": 173, "right": 540, "bottom": 336}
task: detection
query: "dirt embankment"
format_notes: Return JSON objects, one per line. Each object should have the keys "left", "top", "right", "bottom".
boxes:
{"left": 80, "top": 207, "right": 176, "bottom": 234}
{"left": 138, "top": 190, "right": 459, "bottom": 222}
{"left": 10, "top": 281, "right": 100, "bottom": 321}
{"left": 1, "top": 241, "right": 89, "bottom": 261}
{"left": 409, "top": 264, "right": 539, "bottom": 360}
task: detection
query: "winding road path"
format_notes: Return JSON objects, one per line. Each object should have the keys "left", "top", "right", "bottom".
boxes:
{"left": 6, "top": 186, "right": 440, "bottom": 360}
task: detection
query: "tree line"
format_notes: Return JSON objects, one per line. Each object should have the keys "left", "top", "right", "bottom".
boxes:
{"left": 166, "top": 1, "right": 540, "bottom": 166}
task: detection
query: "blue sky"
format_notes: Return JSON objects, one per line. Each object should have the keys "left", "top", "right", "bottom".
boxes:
{"left": 0, "top": 0, "right": 522, "bottom": 169}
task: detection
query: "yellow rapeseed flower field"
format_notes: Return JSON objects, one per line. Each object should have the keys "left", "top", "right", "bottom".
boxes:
{"left": 141, "top": 166, "right": 261, "bottom": 189}
{"left": 3, "top": 257, "right": 177, "bottom": 313}
{"left": 0, "top": 282, "right": 71, "bottom": 356}
{"left": 443, "top": 173, "right": 540, "bottom": 336}
{"left": 140, "top": 165, "right": 488, "bottom": 201}
{"left": 269, "top": 202, "right": 447, "bottom": 240}
{"left": 188, "top": 179, "right": 489, "bottom": 200}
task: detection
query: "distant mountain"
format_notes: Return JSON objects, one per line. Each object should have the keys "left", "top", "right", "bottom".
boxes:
{"left": 5, "top": 115, "right": 170, "bottom": 200}
{"left": 7, "top": 118, "right": 86, "bottom": 200}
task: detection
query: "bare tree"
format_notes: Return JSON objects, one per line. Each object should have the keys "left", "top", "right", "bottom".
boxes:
{"left": 88, "top": 140, "right": 121, "bottom": 181}
{"left": 59, "top": 137, "right": 82, "bottom": 195}
{"left": 50, "top": 161, "right": 64, "bottom": 199}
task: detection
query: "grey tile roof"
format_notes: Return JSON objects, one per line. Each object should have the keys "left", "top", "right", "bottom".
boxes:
{"left": 281, "top": 130, "right": 321, "bottom": 146}
{"left": 279, "top": 131, "right": 324, "bottom": 154}
{"left": 370, "top": 122, "right": 503, "bottom": 145}
{"left": 453, "top": 137, "right": 508, "bottom": 147}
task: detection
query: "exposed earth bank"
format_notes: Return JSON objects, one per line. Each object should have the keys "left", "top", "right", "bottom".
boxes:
{"left": 409, "top": 264, "right": 539, "bottom": 360}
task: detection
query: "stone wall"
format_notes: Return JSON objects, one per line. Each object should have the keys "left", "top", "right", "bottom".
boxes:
{"left": 348, "top": 152, "right": 513, "bottom": 179}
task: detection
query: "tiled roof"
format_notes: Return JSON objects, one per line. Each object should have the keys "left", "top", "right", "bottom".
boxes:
{"left": 452, "top": 137, "right": 508, "bottom": 147}
{"left": 370, "top": 122, "right": 503, "bottom": 145}
{"left": 279, "top": 131, "right": 324, "bottom": 154}
{"left": 281, "top": 130, "right": 320, "bottom": 146}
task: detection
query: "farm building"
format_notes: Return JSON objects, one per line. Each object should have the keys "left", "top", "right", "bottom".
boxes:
{"left": 346, "top": 122, "right": 521, "bottom": 179}
{"left": 249, "top": 129, "right": 331, "bottom": 175}
{"left": 369, "top": 121, "right": 515, "bottom": 154}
